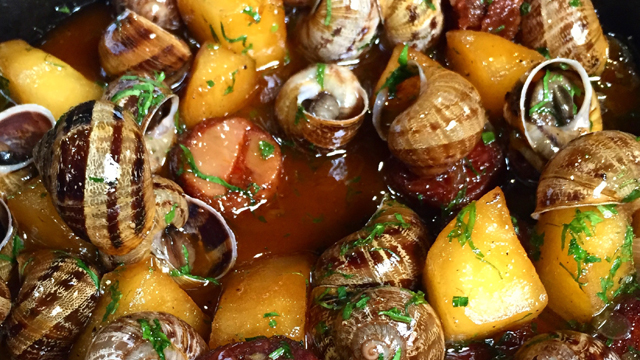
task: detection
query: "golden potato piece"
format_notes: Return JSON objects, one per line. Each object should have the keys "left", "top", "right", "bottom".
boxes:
{"left": 424, "top": 187, "right": 548, "bottom": 342}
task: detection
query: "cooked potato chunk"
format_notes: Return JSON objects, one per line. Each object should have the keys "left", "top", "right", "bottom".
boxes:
{"left": 0, "top": 40, "right": 103, "bottom": 119}
{"left": 69, "top": 257, "right": 209, "bottom": 359}
{"left": 424, "top": 187, "right": 548, "bottom": 342}
{"left": 536, "top": 206, "right": 634, "bottom": 323}
{"left": 447, "top": 30, "right": 544, "bottom": 120}
{"left": 176, "top": 0, "right": 287, "bottom": 69}
{"left": 181, "top": 43, "right": 257, "bottom": 128}
{"left": 209, "top": 254, "right": 313, "bottom": 348}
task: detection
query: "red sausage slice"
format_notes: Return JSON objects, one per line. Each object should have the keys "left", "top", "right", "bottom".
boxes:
{"left": 197, "top": 336, "right": 319, "bottom": 360}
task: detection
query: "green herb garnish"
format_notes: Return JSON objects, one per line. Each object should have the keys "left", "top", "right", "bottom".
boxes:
{"left": 378, "top": 307, "right": 413, "bottom": 323}
{"left": 520, "top": 2, "right": 531, "bottom": 15}
{"left": 165, "top": 204, "right": 178, "bottom": 225}
{"left": 271, "top": 24, "right": 279, "bottom": 32}
{"left": 259, "top": 140, "right": 275, "bottom": 160}
{"left": 295, "top": 105, "right": 308, "bottom": 125}
{"left": 315, "top": 321, "right": 329, "bottom": 334}
{"left": 482, "top": 131, "right": 496, "bottom": 145}
{"left": 340, "top": 213, "right": 410, "bottom": 255}
{"left": 623, "top": 189, "right": 640, "bottom": 203}
{"left": 569, "top": 0, "right": 582, "bottom": 7}
{"left": 102, "top": 281, "right": 122, "bottom": 322}
{"left": 111, "top": 72, "right": 167, "bottom": 125}
{"left": 452, "top": 296, "right": 469, "bottom": 307}
{"left": 138, "top": 318, "right": 172, "bottom": 360}
{"left": 169, "top": 243, "right": 221, "bottom": 285}
{"left": 597, "top": 225, "right": 633, "bottom": 303}
{"left": 206, "top": 80, "right": 215, "bottom": 88}
{"left": 76, "top": 258, "right": 100, "bottom": 290}
{"left": 55, "top": 5, "right": 71, "bottom": 13}
{"left": 392, "top": 347, "right": 402, "bottom": 360}
{"left": 264, "top": 312, "right": 280, "bottom": 317}
{"left": 377, "top": 44, "right": 414, "bottom": 97}
{"left": 560, "top": 209, "right": 604, "bottom": 288}
{"left": 224, "top": 70, "right": 238, "bottom": 95}
{"left": 422, "top": 0, "right": 436, "bottom": 10}
{"left": 242, "top": 6, "right": 261, "bottom": 24}
{"left": 269, "top": 342, "right": 293, "bottom": 359}
{"left": 529, "top": 230, "right": 545, "bottom": 261}
{"left": 492, "top": 25, "right": 505, "bottom": 33}
{"left": 89, "top": 176, "right": 105, "bottom": 183}
{"left": 316, "top": 63, "right": 326, "bottom": 89}
{"left": 324, "top": 0, "right": 332, "bottom": 26}
{"left": 404, "top": 290, "right": 428, "bottom": 313}
{"left": 220, "top": 23, "right": 247, "bottom": 47}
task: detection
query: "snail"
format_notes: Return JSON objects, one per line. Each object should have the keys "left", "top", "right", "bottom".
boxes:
{"left": 0, "top": 104, "right": 56, "bottom": 197}
{"left": 85, "top": 311, "right": 208, "bottom": 360}
{"left": 377, "top": 0, "right": 444, "bottom": 51}
{"left": 0, "top": 197, "right": 18, "bottom": 282}
{"left": 152, "top": 194, "right": 238, "bottom": 289}
{"left": 514, "top": 331, "right": 620, "bottom": 360}
{"left": 103, "top": 73, "right": 179, "bottom": 174}
{"left": 33, "top": 100, "right": 157, "bottom": 258}
{"left": 114, "top": 0, "right": 182, "bottom": 30}
{"left": 6, "top": 250, "right": 100, "bottom": 360}
{"left": 504, "top": 59, "right": 602, "bottom": 172}
{"left": 99, "top": 9, "right": 192, "bottom": 87}
{"left": 275, "top": 64, "right": 368, "bottom": 150}
{"left": 0, "top": 279, "right": 9, "bottom": 324}
{"left": 314, "top": 196, "right": 429, "bottom": 289}
{"left": 199, "top": 336, "right": 320, "bottom": 360}
{"left": 520, "top": 0, "right": 609, "bottom": 76}
{"left": 532, "top": 131, "right": 640, "bottom": 219}
{"left": 297, "top": 0, "right": 380, "bottom": 63}
{"left": 308, "top": 286, "right": 445, "bottom": 360}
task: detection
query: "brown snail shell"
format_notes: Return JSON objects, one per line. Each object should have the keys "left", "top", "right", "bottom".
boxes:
{"left": 103, "top": 74, "right": 179, "bottom": 173}
{"left": 533, "top": 131, "right": 640, "bottom": 219}
{"left": 297, "top": 0, "right": 380, "bottom": 63}
{"left": 275, "top": 64, "right": 368, "bottom": 149}
{"left": 114, "top": 0, "right": 182, "bottom": 31}
{"left": 384, "top": 60, "right": 486, "bottom": 176}
{"left": 99, "top": 9, "right": 192, "bottom": 86}
{"left": 85, "top": 311, "right": 208, "bottom": 360}
{"left": 0, "top": 279, "right": 9, "bottom": 324}
{"left": 152, "top": 194, "right": 238, "bottom": 289}
{"left": 33, "top": 100, "right": 157, "bottom": 257}
{"left": 504, "top": 59, "right": 602, "bottom": 172}
{"left": 521, "top": 0, "right": 609, "bottom": 76}
{"left": 314, "top": 196, "right": 428, "bottom": 289}
{"left": 6, "top": 250, "right": 100, "bottom": 360}
{"left": 0, "top": 197, "right": 18, "bottom": 282}
{"left": 515, "top": 331, "right": 620, "bottom": 360}
{"left": 377, "top": 0, "right": 444, "bottom": 51}
{"left": 308, "top": 286, "right": 445, "bottom": 360}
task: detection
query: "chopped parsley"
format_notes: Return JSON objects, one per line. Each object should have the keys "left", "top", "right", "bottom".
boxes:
{"left": 138, "top": 318, "right": 172, "bottom": 360}
{"left": 89, "top": 176, "right": 105, "bottom": 183}
{"left": 520, "top": 2, "right": 531, "bottom": 15}
{"left": 340, "top": 213, "right": 410, "bottom": 255}
{"left": 321, "top": 263, "right": 354, "bottom": 279}
{"left": 511, "top": 216, "right": 520, "bottom": 235}
{"left": 442, "top": 186, "right": 467, "bottom": 216}
{"left": 164, "top": 203, "right": 178, "bottom": 225}
{"left": 537, "top": 47, "right": 551, "bottom": 59}
{"left": 169, "top": 243, "right": 220, "bottom": 285}
{"left": 492, "top": 25, "right": 505, "bottom": 33}
{"left": 482, "top": 131, "right": 496, "bottom": 145}
{"left": 264, "top": 312, "right": 280, "bottom": 317}
{"left": 597, "top": 225, "right": 633, "bottom": 303}
{"left": 220, "top": 23, "right": 248, "bottom": 47}
{"left": 622, "top": 189, "right": 640, "bottom": 203}
{"left": 242, "top": 43, "right": 254, "bottom": 55}
{"left": 378, "top": 307, "right": 413, "bottom": 323}
{"left": 269, "top": 319, "right": 277, "bottom": 328}
{"left": 111, "top": 72, "right": 167, "bottom": 125}
{"left": 242, "top": 6, "right": 261, "bottom": 24}
{"left": 452, "top": 296, "right": 469, "bottom": 307}
{"left": 377, "top": 44, "right": 414, "bottom": 97}
{"left": 597, "top": 204, "right": 618, "bottom": 218}
{"left": 392, "top": 348, "right": 402, "bottom": 360}
{"left": 0, "top": 235, "right": 23, "bottom": 264}
{"left": 206, "top": 80, "right": 215, "bottom": 88}
{"left": 529, "top": 230, "right": 545, "bottom": 261}
{"left": 102, "top": 281, "right": 122, "bottom": 322}
{"left": 569, "top": 0, "right": 582, "bottom": 7}
{"left": 55, "top": 5, "right": 71, "bottom": 13}
{"left": 560, "top": 209, "right": 604, "bottom": 287}
{"left": 422, "top": 0, "right": 436, "bottom": 10}
{"left": 209, "top": 24, "right": 220, "bottom": 42}
{"left": 343, "top": 294, "right": 370, "bottom": 320}
{"left": 316, "top": 63, "right": 326, "bottom": 89}
{"left": 174, "top": 111, "right": 186, "bottom": 135}
{"left": 529, "top": 70, "right": 554, "bottom": 116}
{"left": 295, "top": 105, "right": 308, "bottom": 125}
{"left": 76, "top": 258, "right": 100, "bottom": 290}
{"left": 269, "top": 342, "right": 293, "bottom": 359}
{"left": 404, "top": 290, "right": 428, "bottom": 313}
{"left": 324, "top": 0, "right": 332, "bottom": 26}
{"left": 224, "top": 70, "right": 238, "bottom": 95}
{"left": 271, "top": 24, "right": 279, "bottom": 32}
{"left": 259, "top": 141, "right": 275, "bottom": 160}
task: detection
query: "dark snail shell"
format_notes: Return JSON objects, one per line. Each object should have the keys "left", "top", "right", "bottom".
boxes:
{"left": 33, "top": 100, "right": 157, "bottom": 257}
{"left": 85, "top": 311, "right": 208, "bottom": 360}
{"left": 114, "top": 0, "right": 182, "bottom": 30}
{"left": 313, "top": 197, "right": 428, "bottom": 289}
{"left": 514, "top": 331, "right": 620, "bottom": 360}
{"left": 308, "top": 286, "right": 445, "bottom": 360}
{"left": 99, "top": 9, "right": 192, "bottom": 86}
{"left": 533, "top": 131, "right": 640, "bottom": 219}
{"left": 0, "top": 279, "right": 9, "bottom": 324}
{"left": 6, "top": 250, "right": 100, "bottom": 360}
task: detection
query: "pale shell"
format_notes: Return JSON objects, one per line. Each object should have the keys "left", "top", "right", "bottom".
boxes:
{"left": 378, "top": 0, "right": 444, "bottom": 51}
{"left": 114, "top": 0, "right": 182, "bottom": 30}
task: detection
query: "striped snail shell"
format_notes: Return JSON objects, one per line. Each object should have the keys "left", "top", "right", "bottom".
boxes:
{"left": 521, "top": 0, "right": 609, "bottom": 76}
{"left": 85, "top": 311, "right": 208, "bottom": 360}
{"left": 377, "top": 0, "right": 444, "bottom": 51}
{"left": 275, "top": 64, "right": 368, "bottom": 150}
{"left": 6, "top": 250, "right": 100, "bottom": 360}
{"left": 0, "top": 279, "right": 9, "bottom": 324}
{"left": 314, "top": 196, "right": 429, "bottom": 289}
{"left": 504, "top": 59, "right": 602, "bottom": 172}
{"left": 533, "top": 131, "right": 640, "bottom": 219}
{"left": 33, "top": 100, "right": 157, "bottom": 257}
{"left": 114, "top": 0, "right": 182, "bottom": 31}
{"left": 99, "top": 9, "right": 192, "bottom": 86}
{"left": 297, "top": 0, "right": 380, "bottom": 63}
{"left": 308, "top": 286, "right": 445, "bottom": 360}
{"left": 0, "top": 197, "right": 18, "bottom": 282}
{"left": 103, "top": 74, "right": 179, "bottom": 174}
{"left": 515, "top": 331, "right": 620, "bottom": 360}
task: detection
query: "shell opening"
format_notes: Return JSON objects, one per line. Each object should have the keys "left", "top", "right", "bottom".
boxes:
{"left": 0, "top": 198, "right": 13, "bottom": 251}
{"left": 302, "top": 92, "right": 342, "bottom": 120}
{"left": 0, "top": 104, "right": 55, "bottom": 175}
{"left": 143, "top": 94, "right": 178, "bottom": 138}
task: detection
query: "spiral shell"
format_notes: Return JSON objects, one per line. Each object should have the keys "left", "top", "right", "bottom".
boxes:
{"left": 103, "top": 74, "right": 179, "bottom": 173}
{"left": 298, "top": 0, "right": 380, "bottom": 63}
{"left": 533, "top": 131, "right": 640, "bottom": 219}
{"left": 6, "top": 250, "right": 100, "bottom": 360}
{"left": 515, "top": 331, "right": 620, "bottom": 360}
{"left": 314, "top": 196, "right": 428, "bottom": 289}
{"left": 385, "top": 59, "right": 486, "bottom": 176}
{"left": 33, "top": 100, "right": 157, "bottom": 257}
{"left": 86, "top": 311, "right": 208, "bottom": 360}
{"left": 521, "top": 0, "right": 609, "bottom": 76}
{"left": 99, "top": 9, "right": 192, "bottom": 86}
{"left": 0, "top": 279, "right": 9, "bottom": 324}
{"left": 504, "top": 59, "right": 602, "bottom": 172}
{"left": 275, "top": 64, "right": 367, "bottom": 149}
{"left": 114, "top": 0, "right": 182, "bottom": 30}
{"left": 377, "top": 0, "right": 444, "bottom": 51}
{"left": 308, "top": 286, "right": 445, "bottom": 360}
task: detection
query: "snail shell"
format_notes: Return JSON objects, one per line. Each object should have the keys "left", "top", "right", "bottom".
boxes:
{"left": 504, "top": 59, "right": 602, "bottom": 172}
{"left": 297, "top": 0, "right": 381, "bottom": 63}
{"left": 33, "top": 100, "right": 157, "bottom": 257}
{"left": 0, "top": 279, "right": 9, "bottom": 324}
{"left": 515, "top": 331, "right": 620, "bottom": 360}
{"left": 103, "top": 74, "right": 179, "bottom": 174}
{"left": 377, "top": 0, "right": 444, "bottom": 51}
{"left": 308, "top": 286, "right": 445, "bottom": 360}
{"left": 314, "top": 196, "right": 428, "bottom": 289}
{"left": 0, "top": 197, "right": 18, "bottom": 282}
{"left": 521, "top": 0, "right": 609, "bottom": 76}
{"left": 533, "top": 131, "right": 640, "bottom": 219}
{"left": 6, "top": 250, "right": 100, "bottom": 360}
{"left": 86, "top": 311, "right": 208, "bottom": 360}
{"left": 385, "top": 60, "right": 486, "bottom": 176}
{"left": 275, "top": 64, "right": 368, "bottom": 149}
{"left": 114, "top": 0, "right": 182, "bottom": 31}
{"left": 99, "top": 9, "right": 192, "bottom": 86}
